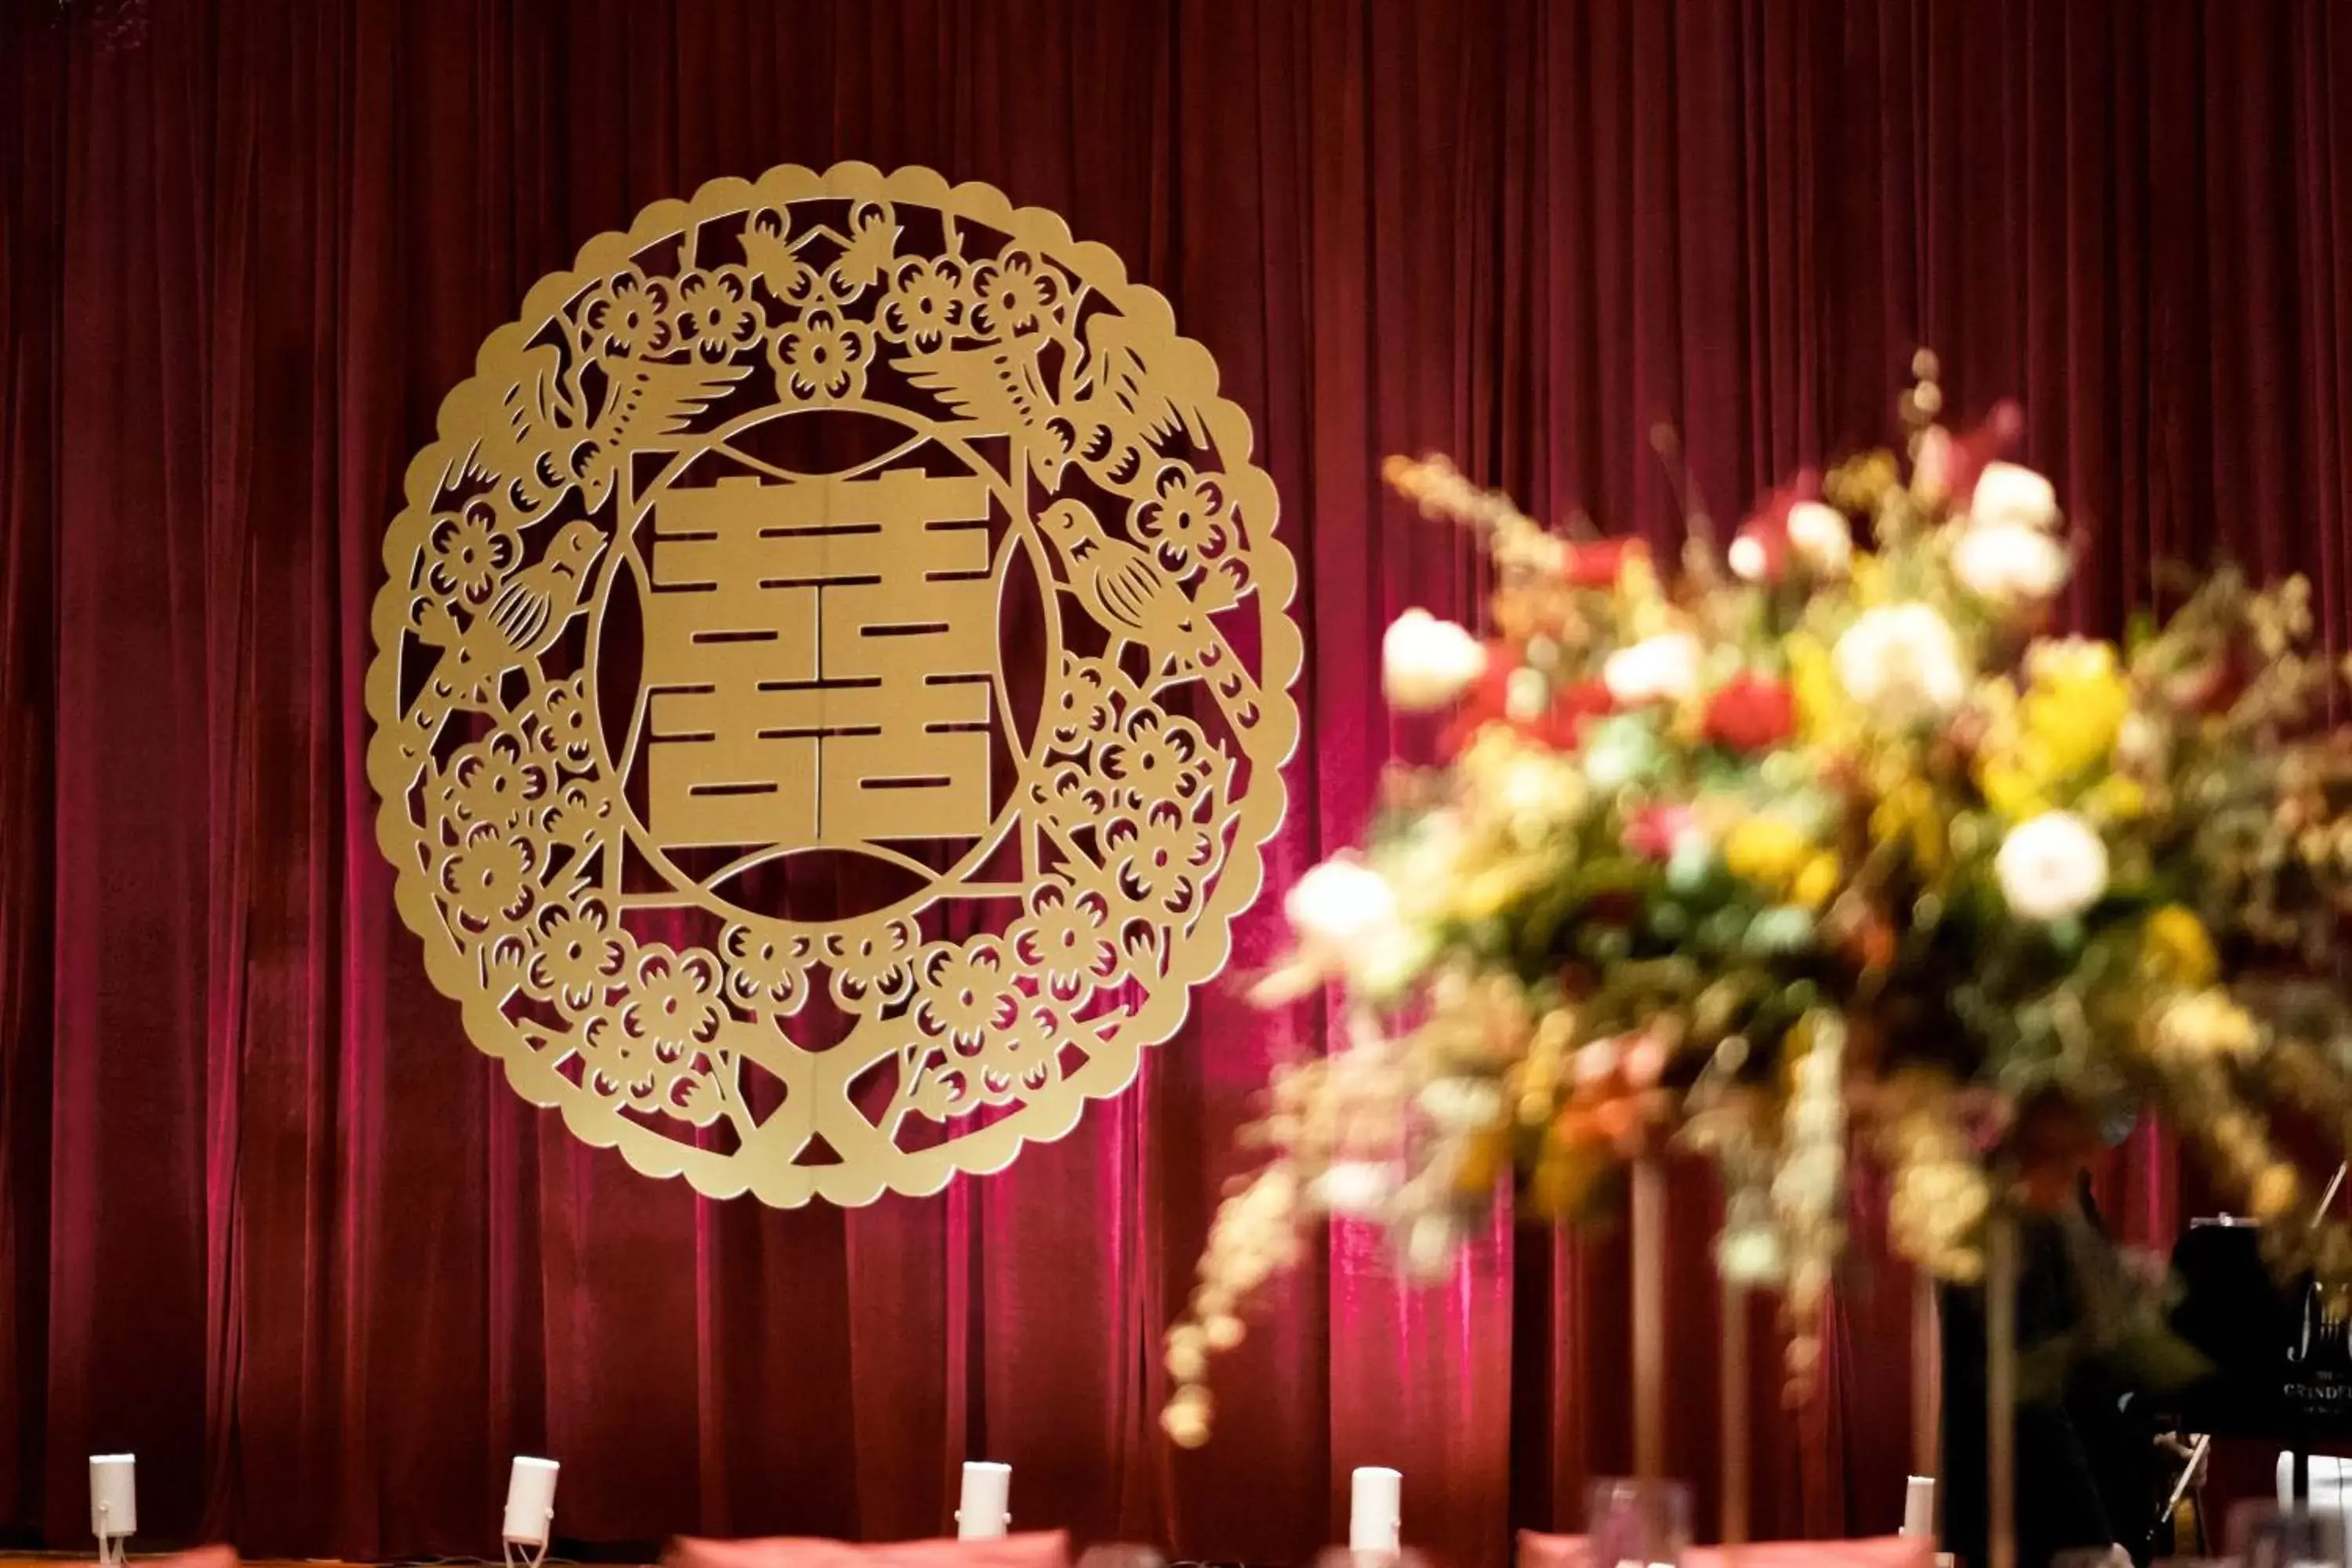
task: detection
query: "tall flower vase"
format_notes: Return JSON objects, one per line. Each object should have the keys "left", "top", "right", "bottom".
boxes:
{"left": 1912, "top": 1268, "right": 1940, "bottom": 1481}
{"left": 1632, "top": 1152, "right": 1668, "bottom": 1483}
{"left": 1984, "top": 1207, "right": 2020, "bottom": 1568}
{"left": 1721, "top": 1272, "right": 1750, "bottom": 1552}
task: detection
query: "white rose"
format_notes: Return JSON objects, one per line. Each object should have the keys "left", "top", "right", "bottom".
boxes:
{"left": 1727, "top": 533, "right": 1770, "bottom": 582}
{"left": 1951, "top": 518, "right": 2068, "bottom": 604}
{"left": 1716, "top": 1227, "right": 1785, "bottom": 1284}
{"left": 1994, "top": 811, "right": 2110, "bottom": 922}
{"left": 1602, "top": 632, "right": 1703, "bottom": 706}
{"left": 1911, "top": 426, "right": 1954, "bottom": 502}
{"left": 1283, "top": 855, "right": 1399, "bottom": 955}
{"left": 1420, "top": 1077, "right": 1505, "bottom": 1131}
{"left": 1787, "top": 501, "right": 1853, "bottom": 574}
{"left": 2117, "top": 713, "right": 2167, "bottom": 773}
{"left": 1572, "top": 1036, "right": 1624, "bottom": 1083}
{"left": 1969, "top": 460, "right": 2060, "bottom": 531}
{"left": 1381, "top": 608, "right": 1486, "bottom": 711}
{"left": 1832, "top": 603, "right": 1969, "bottom": 725}
{"left": 1504, "top": 666, "right": 1549, "bottom": 724}
{"left": 1312, "top": 1160, "right": 1396, "bottom": 1218}
{"left": 1773, "top": 1145, "right": 1844, "bottom": 1211}
{"left": 1343, "top": 921, "right": 1433, "bottom": 1000}
{"left": 1403, "top": 1214, "right": 1462, "bottom": 1280}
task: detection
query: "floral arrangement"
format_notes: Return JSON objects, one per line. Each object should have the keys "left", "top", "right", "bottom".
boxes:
{"left": 1160, "top": 356, "right": 2352, "bottom": 1446}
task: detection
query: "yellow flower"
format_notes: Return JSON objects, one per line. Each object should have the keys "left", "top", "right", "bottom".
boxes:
{"left": 1787, "top": 633, "right": 1858, "bottom": 750}
{"left": 1976, "top": 758, "right": 2049, "bottom": 822}
{"left": 1617, "top": 553, "right": 1660, "bottom": 604}
{"left": 2142, "top": 906, "right": 2218, "bottom": 988}
{"left": 1849, "top": 552, "right": 1891, "bottom": 608}
{"left": 2026, "top": 636, "right": 2122, "bottom": 689}
{"left": 1871, "top": 778, "right": 1948, "bottom": 873}
{"left": 2084, "top": 775, "right": 2147, "bottom": 824}
{"left": 2252, "top": 1163, "right": 2301, "bottom": 1224}
{"left": 1454, "top": 858, "right": 1544, "bottom": 920}
{"left": 2151, "top": 989, "right": 2257, "bottom": 1063}
{"left": 1725, "top": 816, "right": 1811, "bottom": 891}
{"left": 2020, "top": 639, "right": 2130, "bottom": 779}
{"left": 1452, "top": 1129, "right": 1508, "bottom": 1196}
{"left": 1791, "top": 852, "right": 1842, "bottom": 910}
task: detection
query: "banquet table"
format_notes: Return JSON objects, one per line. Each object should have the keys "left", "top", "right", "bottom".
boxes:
{"left": 1517, "top": 1534, "right": 1933, "bottom": 1568}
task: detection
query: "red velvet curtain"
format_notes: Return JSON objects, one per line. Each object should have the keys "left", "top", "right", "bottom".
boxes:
{"left": 5, "top": 2, "right": 2350, "bottom": 1564}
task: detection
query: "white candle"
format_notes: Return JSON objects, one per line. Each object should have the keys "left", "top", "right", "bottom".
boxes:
{"left": 958, "top": 1461, "right": 1011, "bottom": 1541}
{"left": 503, "top": 1457, "right": 560, "bottom": 1546}
{"left": 1349, "top": 1466, "right": 1402, "bottom": 1554}
{"left": 89, "top": 1455, "right": 137, "bottom": 1541}
{"left": 1901, "top": 1474, "right": 1935, "bottom": 1539}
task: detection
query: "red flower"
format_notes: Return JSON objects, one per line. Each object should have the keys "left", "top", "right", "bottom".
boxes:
{"left": 1450, "top": 650, "right": 1522, "bottom": 737}
{"left": 2161, "top": 644, "right": 2247, "bottom": 717}
{"left": 1443, "top": 662, "right": 1616, "bottom": 757}
{"left": 1623, "top": 804, "right": 1697, "bottom": 860}
{"left": 1703, "top": 673, "right": 1797, "bottom": 753}
{"left": 1563, "top": 537, "right": 1646, "bottom": 588}
{"left": 1916, "top": 401, "right": 2023, "bottom": 506}
{"left": 1539, "top": 677, "right": 1617, "bottom": 748}
{"left": 1729, "top": 471, "right": 1819, "bottom": 583}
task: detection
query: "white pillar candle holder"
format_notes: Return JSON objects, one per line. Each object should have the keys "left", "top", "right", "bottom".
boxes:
{"left": 89, "top": 1455, "right": 136, "bottom": 1568}
{"left": 957, "top": 1461, "right": 1011, "bottom": 1541}
{"left": 1902, "top": 1474, "right": 1936, "bottom": 1539}
{"left": 1349, "top": 1466, "right": 1402, "bottom": 1555}
{"left": 503, "top": 1456, "right": 560, "bottom": 1568}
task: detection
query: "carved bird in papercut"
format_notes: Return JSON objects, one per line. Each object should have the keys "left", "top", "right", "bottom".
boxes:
{"left": 1037, "top": 500, "right": 1263, "bottom": 734}
{"left": 901, "top": 310, "right": 1204, "bottom": 488}
{"left": 409, "top": 521, "right": 608, "bottom": 727}
{"left": 467, "top": 343, "right": 749, "bottom": 518}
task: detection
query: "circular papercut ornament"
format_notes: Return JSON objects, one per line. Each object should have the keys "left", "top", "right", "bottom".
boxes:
{"left": 366, "top": 162, "right": 1299, "bottom": 1204}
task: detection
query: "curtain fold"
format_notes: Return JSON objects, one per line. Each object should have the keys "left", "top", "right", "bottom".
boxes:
{"left": 3, "top": 2, "right": 2346, "bottom": 1563}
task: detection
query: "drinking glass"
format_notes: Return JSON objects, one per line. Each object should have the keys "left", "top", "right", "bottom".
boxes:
{"left": 2228, "top": 1501, "right": 2347, "bottom": 1568}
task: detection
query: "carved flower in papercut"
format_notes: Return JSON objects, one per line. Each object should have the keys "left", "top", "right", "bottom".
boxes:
{"left": 880, "top": 255, "right": 971, "bottom": 350}
{"left": 968, "top": 249, "right": 1064, "bottom": 339}
{"left": 983, "top": 993, "right": 1076, "bottom": 1091}
{"left": 575, "top": 1004, "right": 669, "bottom": 1106}
{"left": 662, "top": 1066, "right": 728, "bottom": 1128}
{"left": 826, "top": 201, "right": 900, "bottom": 298}
{"left": 532, "top": 674, "right": 597, "bottom": 767}
{"left": 1100, "top": 707, "right": 1213, "bottom": 805}
{"left": 1107, "top": 804, "right": 1218, "bottom": 913}
{"left": 428, "top": 499, "right": 518, "bottom": 604}
{"left": 579, "top": 267, "right": 675, "bottom": 359}
{"left": 1012, "top": 879, "right": 1120, "bottom": 996}
{"left": 916, "top": 938, "right": 1019, "bottom": 1046}
{"left": 826, "top": 918, "right": 920, "bottom": 1008}
{"left": 922, "top": 992, "right": 1073, "bottom": 1118}
{"left": 527, "top": 901, "right": 633, "bottom": 1013}
{"left": 1132, "top": 464, "right": 1232, "bottom": 572}
{"left": 1029, "top": 760, "right": 1118, "bottom": 832}
{"left": 675, "top": 267, "right": 765, "bottom": 363}
{"left": 723, "top": 924, "right": 811, "bottom": 1014}
{"left": 773, "top": 307, "right": 869, "bottom": 401}
{"left": 624, "top": 946, "right": 725, "bottom": 1054}
{"left": 441, "top": 822, "right": 538, "bottom": 927}
{"left": 538, "top": 775, "right": 615, "bottom": 855}
{"left": 445, "top": 731, "right": 549, "bottom": 828}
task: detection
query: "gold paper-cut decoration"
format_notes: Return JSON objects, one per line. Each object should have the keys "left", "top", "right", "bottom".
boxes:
{"left": 366, "top": 163, "right": 1301, "bottom": 1204}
